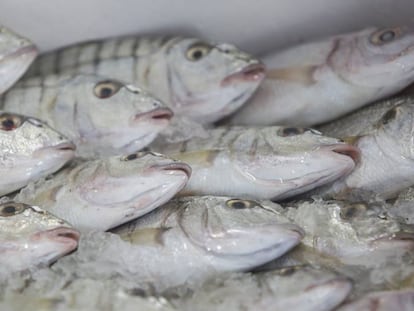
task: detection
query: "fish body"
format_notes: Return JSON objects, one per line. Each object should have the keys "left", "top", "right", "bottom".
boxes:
{"left": 179, "top": 266, "right": 351, "bottom": 311}
{"left": 23, "top": 36, "right": 265, "bottom": 123}
{"left": 0, "top": 25, "right": 37, "bottom": 94}
{"left": 1, "top": 74, "right": 172, "bottom": 157}
{"left": 318, "top": 98, "right": 414, "bottom": 200}
{"left": 55, "top": 196, "right": 303, "bottom": 291}
{"left": 230, "top": 27, "right": 414, "bottom": 126}
{"left": 0, "top": 201, "right": 79, "bottom": 272}
{"left": 151, "top": 126, "right": 358, "bottom": 200}
{"left": 337, "top": 289, "right": 414, "bottom": 311}
{"left": 0, "top": 112, "right": 75, "bottom": 196}
{"left": 15, "top": 152, "right": 191, "bottom": 231}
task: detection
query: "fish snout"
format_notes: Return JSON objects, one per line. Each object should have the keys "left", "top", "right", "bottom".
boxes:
{"left": 150, "top": 162, "right": 192, "bottom": 178}
{"left": 328, "top": 144, "right": 361, "bottom": 164}
{"left": 133, "top": 108, "right": 174, "bottom": 123}
{"left": 33, "top": 227, "right": 80, "bottom": 251}
{"left": 221, "top": 63, "right": 266, "bottom": 86}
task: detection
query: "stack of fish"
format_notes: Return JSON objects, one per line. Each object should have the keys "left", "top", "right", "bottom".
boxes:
{"left": 0, "top": 23, "right": 413, "bottom": 311}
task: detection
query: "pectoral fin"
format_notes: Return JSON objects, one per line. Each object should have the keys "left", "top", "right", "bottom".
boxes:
{"left": 119, "top": 227, "right": 171, "bottom": 246}
{"left": 266, "top": 65, "right": 319, "bottom": 85}
{"left": 171, "top": 150, "right": 221, "bottom": 167}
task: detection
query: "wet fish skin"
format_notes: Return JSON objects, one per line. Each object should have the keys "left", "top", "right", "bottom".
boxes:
{"left": 318, "top": 98, "right": 414, "bottom": 200}
{"left": 74, "top": 196, "right": 306, "bottom": 291}
{"left": 15, "top": 151, "right": 191, "bottom": 231}
{"left": 151, "top": 126, "right": 359, "bottom": 200}
{"left": 274, "top": 199, "right": 414, "bottom": 267}
{"left": 336, "top": 289, "right": 414, "bottom": 311}
{"left": 1, "top": 74, "right": 172, "bottom": 157}
{"left": 230, "top": 26, "right": 414, "bottom": 127}
{"left": 0, "top": 111, "right": 75, "bottom": 196}
{"left": 0, "top": 201, "right": 79, "bottom": 272}
{"left": 0, "top": 25, "right": 38, "bottom": 94}
{"left": 23, "top": 36, "right": 264, "bottom": 123}
{"left": 178, "top": 266, "right": 351, "bottom": 311}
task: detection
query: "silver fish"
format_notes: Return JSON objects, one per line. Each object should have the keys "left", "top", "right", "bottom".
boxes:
{"left": 230, "top": 27, "right": 414, "bottom": 127}
{"left": 1, "top": 74, "right": 173, "bottom": 157}
{"left": 318, "top": 98, "right": 414, "bottom": 200}
{"left": 53, "top": 196, "right": 303, "bottom": 292}
{"left": 179, "top": 266, "right": 352, "bottom": 311}
{"left": 0, "top": 25, "right": 37, "bottom": 94}
{"left": 15, "top": 151, "right": 191, "bottom": 231}
{"left": 0, "top": 112, "right": 75, "bottom": 196}
{"left": 275, "top": 200, "right": 414, "bottom": 267}
{"left": 151, "top": 126, "right": 359, "bottom": 200}
{"left": 337, "top": 289, "right": 414, "bottom": 311}
{"left": 23, "top": 36, "right": 265, "bottom": 123}
{"left": 0, "top": 201, "right": 79, "bottom": 272}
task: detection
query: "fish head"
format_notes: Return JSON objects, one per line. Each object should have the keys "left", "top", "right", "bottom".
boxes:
{"left": 373, "top": 102, "right": 414, "bottom": 160}
{"left": 72, "top": 152, "right": 190, "bottom": 229}
{"left": 331, "top": 26, "right": 414, "bottom": 89}
{"left": 0, "top": 201, "right": 79, "bottom": 271}
{"left": 224, "top": 127, "right": 359, "bottom": 199}
{"left": 0, "top": 112, "right": 75, "bottom": 195}
{"left": 177, "top": 196, "right": 303, "bottom": 269}
{"left": 288, "top": 200, "right": 413, "bottom": 265}
{"left": 56, "top": 75, "right": 173, "bottom": 155}
{"left": 164, "top": 38, "right": 265, "bottom": 123}
{"left": 0, "top": 25, "right": 38, "bottom": 93}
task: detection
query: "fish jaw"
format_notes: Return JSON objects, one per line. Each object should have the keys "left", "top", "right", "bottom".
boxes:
{"left": 260, "top": 278, "right": 352, "bottom": 311}
{"left": 201, "top": 223, "right": 304, "bottom": 271}
{"left": 0, "top": 44, "right": 38, "bottom": 94}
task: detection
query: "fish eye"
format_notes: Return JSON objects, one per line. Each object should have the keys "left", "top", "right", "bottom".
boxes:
{"left": 0, "top": 114, "right": 23, "bottom": 131}
{"left": 186, "top": 42, "right": 212, "bottom": 61}
{"left": 0, "top": 202, "right": 28, "bottom": 217}
{"left": 93, "top": 80, "right": 123, "bottom": 99}
{"left": 277, "top": 127, "right": 307, "bottom": 137}
{"left": 226, "top": 199, "right": 260, "bottom": 209}
{"left": 339, "top": 203, "right": 367, "bottom": 220}
{"left": 121, "top": 151, "right": 149, "bottom": 161}
{"left": 370, "top": 28, "right": 401, "bottom": 45}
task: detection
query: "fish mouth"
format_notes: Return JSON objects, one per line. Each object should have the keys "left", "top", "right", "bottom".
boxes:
{"left": 53, "top": 142, "right": 77, "bottom": 152}
{"left": 221, "top": 63, "right": 266, "bottom": 86}
{"left": 133, "top": 108, "right": 174, "bottom": 123}
{"left": 33, "top": 227, "right": 80, "bottom": 250}
{"left": 325, "top": 144, "right": 361, "bottom": 164}
{"left": 150, "top": 162, "right": 192, "bottom": 178}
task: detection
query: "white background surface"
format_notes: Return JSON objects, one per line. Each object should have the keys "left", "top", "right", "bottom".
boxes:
{"left": 1, "top": 0, "right": 414, "bottom": 55}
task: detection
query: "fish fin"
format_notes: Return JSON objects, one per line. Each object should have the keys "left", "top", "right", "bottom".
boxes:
{"left": 120, "top": 227, "right": 171, "bottom": 246}
{"left": 171, "top": 150, "right": 221, "bottom": 167}
{"left": 266, "top": 65, "right": 319, "bottom": 85}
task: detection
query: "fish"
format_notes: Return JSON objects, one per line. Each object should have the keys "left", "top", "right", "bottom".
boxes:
{"left": 1, "top": 74, "right": 173, "bottom": 157}
{"left": 275, "top": 199, "right": 414, "bottom": 267}
{"left": 336, "top": 289, "right": 414, "bottom": 311}
{"left": 49, "top": 196, "right": 303, "bottom": 292}
{"left": 0, "top": 200, "right": 79, "bottom": 272}
{"left": 315, "top": 97, "right": 414, "bottom": 200}
{"left": 0, "top": 111, "right": 75, "bottom": 196}
{"left": 229, "top": 26, "right": 414, "bottom": 127}
{"left": 178, "top": 266, "right": 352, "bottom": 311}
{"left": 15, "top": 151, "right": 191, "bottom": 231}
{"left": 22, "top": 36, "right": 265, "bottom": 123}
{"left": 0, "top": 25, "right": 38, "bottom": 94}
{"left": 150, "top": 126, "right": 359, "bottom": 200}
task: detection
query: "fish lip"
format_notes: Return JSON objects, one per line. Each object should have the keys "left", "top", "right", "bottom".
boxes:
{"left": 150, "top": 162, "right": 192, "bottom": 178}
{"left": 221, "top": 63, "right": 266, "bottom": 86}
{"left": 53, "top": 142, "right": 77, "bottom": 152}
{"left": 133, "top": 108, "right": 174, "bottom": 122}
{"left": 323, "top": 144, "right": 361, "bottom": 164}
{"left": 33, "top": 142, "right": 76, "bottom": 158}
{"left": 1, "top": 44, "right": 38, "bottom": 63}
{"left": 32, "top": 227, "right": 80, "bottom": 250}
{"left": 305, "top": 277, "right": 353, "bottom": 292}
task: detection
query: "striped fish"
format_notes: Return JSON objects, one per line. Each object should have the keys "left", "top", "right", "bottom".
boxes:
{"left": 1, "top": 74, "right": 173, "bottom": 157}
{"left": 150, "top": 126, "right": 359, "bottom": 200}
{"left": 23, "top": 36, "right": 265, "bottom": 123}
{"left": 0, "top": 25, "right": 37, "bottom": 94}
